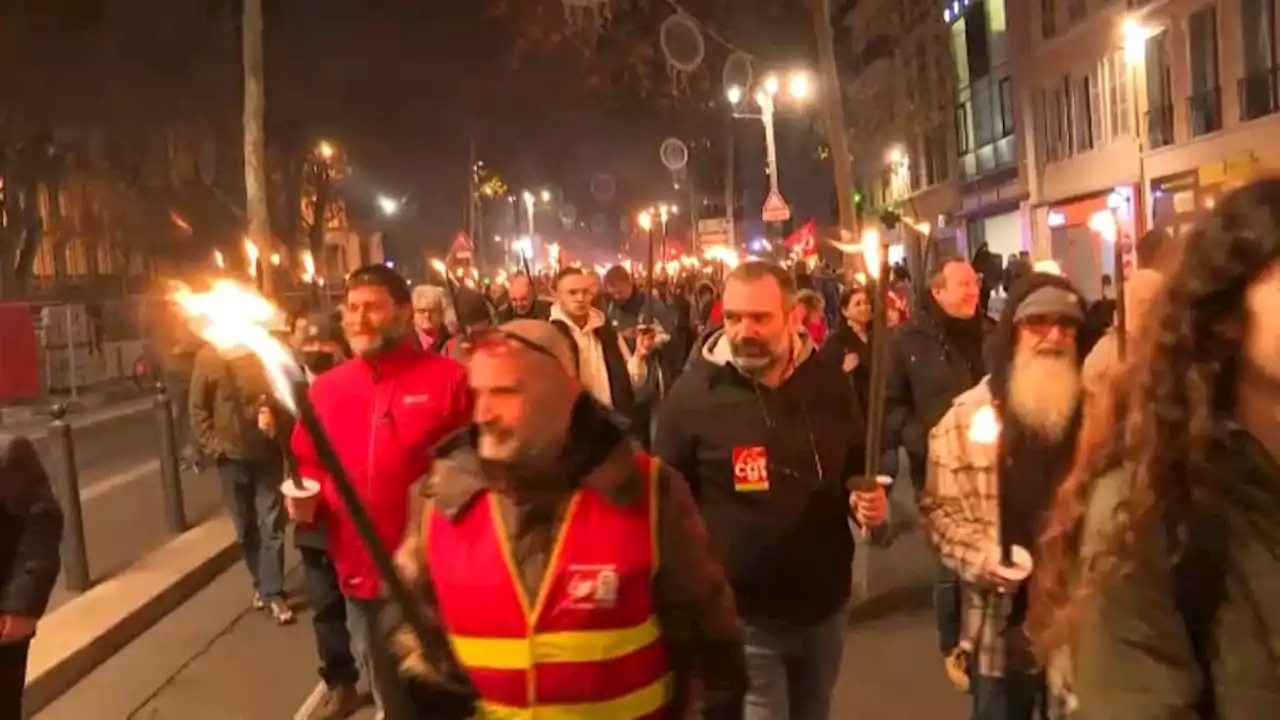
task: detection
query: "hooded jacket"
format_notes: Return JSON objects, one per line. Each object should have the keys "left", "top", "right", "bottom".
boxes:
{"left": 654, "top": 328, "right": 867, "bottom": 624}
{"left": 291, "top": 337, "right": 472, "bottom": 600}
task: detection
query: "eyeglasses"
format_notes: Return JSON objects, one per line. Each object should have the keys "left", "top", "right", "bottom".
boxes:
{"left": 460, "top": 326, "right": 564, "bottom": 366}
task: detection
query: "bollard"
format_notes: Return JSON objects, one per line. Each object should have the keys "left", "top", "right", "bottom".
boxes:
{"left": 155, "top": 382, "right": 189, "bottom": 534}
{"left": 48, "top": 404, "right": 91, "bottom": 593}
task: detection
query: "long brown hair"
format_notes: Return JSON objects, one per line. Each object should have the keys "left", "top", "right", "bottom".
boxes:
{"left": 1028, "top": 178, "right": 1280, "bottom": 656}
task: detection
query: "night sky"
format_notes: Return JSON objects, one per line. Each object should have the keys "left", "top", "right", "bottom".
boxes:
{"left": 2, "top": 0, "right": 834, "bottom": 258}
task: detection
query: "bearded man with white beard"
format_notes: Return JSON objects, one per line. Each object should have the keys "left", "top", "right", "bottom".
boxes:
{"left": 920, "top": 273, "right": 1087, "bottom": 720}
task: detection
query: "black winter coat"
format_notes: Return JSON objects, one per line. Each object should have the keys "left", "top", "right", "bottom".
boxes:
{"left": 0, "top": 436, "right": 64, "bottom": 619}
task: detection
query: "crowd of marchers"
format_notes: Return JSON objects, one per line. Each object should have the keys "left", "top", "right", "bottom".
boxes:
{"left": 4, "top": 179, "right": 1280, "bottom": 720}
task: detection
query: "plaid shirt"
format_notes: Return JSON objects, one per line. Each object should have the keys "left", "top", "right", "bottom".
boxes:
{"left": 920, "top": 378, "right": 1018, "bottom": 678}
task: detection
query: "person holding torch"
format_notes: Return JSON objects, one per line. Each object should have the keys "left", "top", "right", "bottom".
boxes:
{"left": 290, "top": 264, "right": 473, "bottom": 719}
{"left": 920, "top": 272, "right": 1088, "bottom": 719}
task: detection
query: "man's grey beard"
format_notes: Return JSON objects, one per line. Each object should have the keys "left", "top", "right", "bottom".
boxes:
{"left": 730, "top": 337, "right": 783, "bottom": 375}
{"left": 1008, "top": 353, "right": 1081, "bottom": 442}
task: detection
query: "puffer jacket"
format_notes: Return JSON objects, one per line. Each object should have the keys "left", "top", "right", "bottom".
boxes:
{"left": 291, "top": 337, "right": 471, "bottom": 600}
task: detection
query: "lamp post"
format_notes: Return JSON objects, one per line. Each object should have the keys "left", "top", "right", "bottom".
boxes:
{"left": 726, "top": 70, "right": 812, "bottom": 197}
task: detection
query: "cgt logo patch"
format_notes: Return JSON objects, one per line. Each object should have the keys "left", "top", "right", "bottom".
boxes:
{"left": 732, "top": 446, "right": 770, "bottom": 492}
{"left": 563, "top": 564, "right": 620, "bottom": 610}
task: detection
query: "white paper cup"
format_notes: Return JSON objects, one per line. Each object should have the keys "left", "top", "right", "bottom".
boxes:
{"left": 987, "top": 543, "right": 1034, "bottom": 583}
{"left": 281, "top": 478, "right": 321, "bottom": 523}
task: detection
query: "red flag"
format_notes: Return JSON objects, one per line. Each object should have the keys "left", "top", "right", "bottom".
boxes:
{"left": 784, "top": 219, "right": 817, "bottom": 258}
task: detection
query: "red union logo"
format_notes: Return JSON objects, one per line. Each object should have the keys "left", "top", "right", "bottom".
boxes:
{"left": 732, "top": 446, "right": 770, "bottom": 491}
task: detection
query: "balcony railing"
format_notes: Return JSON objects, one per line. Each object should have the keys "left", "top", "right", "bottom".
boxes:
{"left": 1146, "top": 101, "right": 1175, "bottom": 149}
{"left": 1238, "top": 66, "right": 1279, "bottom": 121}
{"left": 1187, "top": 86, "right": 1223, "bottom": 137}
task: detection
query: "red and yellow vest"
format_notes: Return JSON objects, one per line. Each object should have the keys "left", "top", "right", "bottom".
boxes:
{"left": 426, "top": 451, "right": 673, "bottom": 719}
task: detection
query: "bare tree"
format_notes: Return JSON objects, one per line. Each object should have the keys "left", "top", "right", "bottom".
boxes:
{"left": 812, "top": 0, "right": 857, "bottom": 247}
{"left": 242, "top": 0, "right": 273, "bottom": 293}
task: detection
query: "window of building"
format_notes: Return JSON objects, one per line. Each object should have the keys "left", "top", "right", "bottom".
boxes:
{"left": 1041, "top": 0, "right": 1056, "bottom": 39}
{"left": 1088, "top": 64, "right": 1104, "bottom": 143}
{"left": 1145, "top": 33, "right": 1176, "bottom": 147}
{"left": 973, "top": 79, "right": 996, "bottom": 146}
{"left": 952, "top": 18, "right": 971, "bottom": 88}
{"left": 965, "top": 1, "right": 993, "bottom": 80}
{"left": 1066, "top": 0, "right": 1087, "bottom": 24}
{"left": 1187, "top": 5, "right": 1221, "bottom": 135}
{"left": 64, "top": 238, "right": 89, "bottom": 278}
{"left": 1239, "top": 0, "right": 1276, "bottom": 119}
{"left": 1103, "top": 51, "right": 1132, "bottom": 141}
{"left": 925, "top": 124, "right": 951, "bottom": 185}
{"left": 998, "top": 77, "right": 1016, "bottom": 136}
{"left": 96, "top": 243, "right": 117, "bottom": 275}
{"left": 1046, "top": 85, "right": 1068, "bottom": 162}
{"left": 956, "top": 90, "right": 974, "bottom": 154}
{"left": 986, "top": 0, "right": 1009, "bottom": 68}
{"left": 1073, "top": 74, "right": 1095, "bottom": 152}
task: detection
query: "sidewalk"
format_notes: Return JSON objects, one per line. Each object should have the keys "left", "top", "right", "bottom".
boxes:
{"left": 0, "top": 381, "right": 152, "bottom": 436}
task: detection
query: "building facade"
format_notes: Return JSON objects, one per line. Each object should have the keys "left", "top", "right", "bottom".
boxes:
{"left": 1024, "top": 0, "right": 1280, "bottom": 297}
{"left": 844, "top": 0, "right": 963, "bottom": 263}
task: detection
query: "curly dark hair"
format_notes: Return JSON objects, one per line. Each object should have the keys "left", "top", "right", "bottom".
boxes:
{"left": 1028, "top": 177, "right": 1280, "bottom": 656}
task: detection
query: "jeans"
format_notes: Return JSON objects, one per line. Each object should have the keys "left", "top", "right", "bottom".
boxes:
{"left": 301, "top": 547, "right": 359, "bottom": 688}
{"left": 216, "top": 457, "right": 286, "bottom": 600}
{"left": 0, "top": 639, "right": 30, "bottom": 719}
{"left": 972, "top": 671, "right": 1045, "bottom": 720}
{"left": 741, "top": 612, "right": 845, "bottom": 720}
{"left": 347, "top": 596, "right": 413, "bottom": 720}
{"left": 936, "top": 565, "right": 962, "bottom": 655}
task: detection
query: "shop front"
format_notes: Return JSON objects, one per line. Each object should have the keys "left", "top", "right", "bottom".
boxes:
{"left": 1044, "top": 186, "right": 1138, "bottom": 300}
{"left": 1150, "top": 152, "right": 1257, "bottom": 245}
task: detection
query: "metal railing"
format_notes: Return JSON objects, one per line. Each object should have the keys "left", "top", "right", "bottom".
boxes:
{"left": 1187, "top": 86, "right": 1223, "bottom": 137}
{"left": 1238, "top": 65, "right": 1279, "bottom": 121}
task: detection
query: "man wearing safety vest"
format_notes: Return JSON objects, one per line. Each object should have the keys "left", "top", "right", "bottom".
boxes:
{"left": 391, "top": 319, "right": 748, "bottom": 719}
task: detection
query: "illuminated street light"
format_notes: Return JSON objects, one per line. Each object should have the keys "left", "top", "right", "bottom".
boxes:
{"left": 763, "top": 74, "right": 780, "bottom": 96}
{"left": 376, "top": 194, "right": 401, "bottom": 216}
{"left": 726, "top": 85, "right": 743, "bottom": 104}
{"left": 540, "top": 189, "right": 552, "bottom": 203}
{"left": 788, "top": 71, "right": 811, "bottom": 100}
{"left": 316, "top": 140, "right": 336, "bottom": 160}
{"left": 1122, "top": 18, "right": 1153, "bottom": 66}
{"left": 887, "top": 146, "right": 905, "bottom": 165}
{"left": 637, "top": 210, "right": 654, "bottom": 232}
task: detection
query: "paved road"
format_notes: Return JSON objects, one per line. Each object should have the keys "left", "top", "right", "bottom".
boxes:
{"left": 23, "top": 399, "right": 224, "bottom": 613}
{"left": 38, "top": 490, "right": 969, "bottom": 719}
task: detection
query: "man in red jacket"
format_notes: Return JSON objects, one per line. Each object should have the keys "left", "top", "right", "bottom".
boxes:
{"left": 291, "top": 264, "right": 472, "bottom": 719}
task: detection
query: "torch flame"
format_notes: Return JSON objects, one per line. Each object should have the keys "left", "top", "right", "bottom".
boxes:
{"left": 702, "top": 246, "right": 740, "bottom": 268}
{"left": 429, "top": 258, "right": 447, "bottom": 277}
{"left": 861, "top": 228, "right": 883, "bottom": 280}
{"left": 170, "top": 280, "right": 300, "bottom": 414}
{"left": 243, "top": 237, "right": 260, "bottom": 277}
{"left": 301, "top": 251, "right": 316, "bottom": 283}
{"left": 213, "top": 250, "right": 225, "bottom": 269}
{"left": 968, "top": 404, "right": 1002, "bottom": 445}
{"left": 1087, "top": 210, "right": 1118, "bottom": 244}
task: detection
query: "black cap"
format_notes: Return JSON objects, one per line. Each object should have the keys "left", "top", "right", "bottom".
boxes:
{"left": 454, "top": 288, "right": 493, "bottom": 327}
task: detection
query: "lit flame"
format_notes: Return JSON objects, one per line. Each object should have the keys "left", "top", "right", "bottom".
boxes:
{"left": 243, "top": 237, "right": 260, "bottom": 277}
{"left": 301, "top": 251, "right": 316, "bottom": 283}
{"left": 967, "top": 404, "right": 1002, "bottom": 445}
{"left": 429, "top": 258, "right": 448, "bottom": 277}
{"left": 665, "top": 260, "right": 681, "bottom": 276}
{"left": 170, "top": 280, "right": 300, "bottom": 414}
{"left": 213, "top": 250, "right": 225, "bottom": 269}
{"left": 270, "top": 252, "right": 282, "bottom": 267}
{"left": 1034, "top": 259, "right": 1064, "bottom": 276}
{"left": 495, "top": 270, "right": 508, "bottom": 285}
{"left": 702, "top": 246, "right": 740, "bottom": 268}
{"left": 170, "top": 211, "right": 193, "bottom": 234}
{"left": 1087, "top": 210, "right": 1118, "bottom": 244}
{"left": 862, "top": 228, "right": 883, "bottom": 279}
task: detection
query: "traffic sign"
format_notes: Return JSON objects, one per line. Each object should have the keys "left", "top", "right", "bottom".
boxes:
{"left": 449, "top": 231, "right": 474, "bottom": 259}
{"left": 762, "top": 190, "right": 791, "bottom": 222}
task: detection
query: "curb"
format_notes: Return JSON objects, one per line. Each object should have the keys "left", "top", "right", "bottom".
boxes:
{"left": 23, "top": 517, "right": 239, "bottom": 714}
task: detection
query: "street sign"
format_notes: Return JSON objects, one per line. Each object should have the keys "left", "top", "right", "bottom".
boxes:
{"left": 762, "top": 190, "right": 791, "bottom": 222}
{"left": 697, "top": 217, "right": 730, "bottom": 246}
{"left": 449, "top": 231, "right": 474, "bottom": 259}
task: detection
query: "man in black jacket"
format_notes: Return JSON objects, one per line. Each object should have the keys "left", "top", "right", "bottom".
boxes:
{"left": 495, "top": 273, "right": 551, "bottom": 322}
{"left": 655, "top": 261, "right": 887, "bottom": 720}
{"left": 882, "top": 255, "right": 985, "bottom": 669}
{"left": 0, "top": 436, "right": 63, "bottom": 719}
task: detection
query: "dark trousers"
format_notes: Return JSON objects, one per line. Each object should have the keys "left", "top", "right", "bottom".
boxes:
{"left": 936, "top": 565, "right": 962, "bottom": 655}
{"left": 300, "top": 546, "right": 359, "bottom": 688}
{"left": 972, "top": 670, "right": 1045, "bottom": 720}
{"left": 0, "top": 640, "right": 31, "bottom": 719}
{"left": 216, "top": 457, "right": 286, "bottom": 600}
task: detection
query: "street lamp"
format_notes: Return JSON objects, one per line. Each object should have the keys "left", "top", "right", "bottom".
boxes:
{"left": 728, "top": 70, "right": 814, "bottom": 198}
{"left": 316, "top": 140, "right": 336, "bottom": 161}
{"left": 522, "top": 190, "right": 536, "bottom": 238}
{"left": 726, "top": 85, "right": 743, "bottom": 104}
{"left": 788, "top": 71, "right": 810, "bottom": 101}
{"left": 540, "top": 189, "right": 552, "bottom": 203}
{"left": 377, "top": 194, "right": 401, "bottom": 217}
{"left": 1122, "top": 18, "right": 1153, "bottom": 66}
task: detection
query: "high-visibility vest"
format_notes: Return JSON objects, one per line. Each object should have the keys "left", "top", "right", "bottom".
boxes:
{"left": 426, "top": 451, "right": 673, "bottom": 719}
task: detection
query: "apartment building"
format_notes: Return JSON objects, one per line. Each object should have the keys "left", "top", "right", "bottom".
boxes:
{"left": 843, "top": 0, "right": 962, "bottom": 261}
{"left": 1025, "top": 0, "right": 1280, "bottom": 297}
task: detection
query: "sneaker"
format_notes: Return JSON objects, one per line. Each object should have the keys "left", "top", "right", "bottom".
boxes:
{"left": 308, "top": 683, "right": 362, "bottom": 720}
{"left": 266, "top": 597, "right": 296, "bottom": 625}
{"left": 252, "top": 591, "right": 265, "bottom": 610}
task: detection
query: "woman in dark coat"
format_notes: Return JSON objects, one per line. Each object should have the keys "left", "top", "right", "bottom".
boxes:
{"left": 0, "top": 436, "right": 64, "bottom": 717}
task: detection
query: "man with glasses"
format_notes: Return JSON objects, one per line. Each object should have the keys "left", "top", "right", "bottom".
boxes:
{"left": 290, "top": 264, "right": 472, "bottom": 719}
{"left": 655, "top": 261, "right": 887, "bottom": 720}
